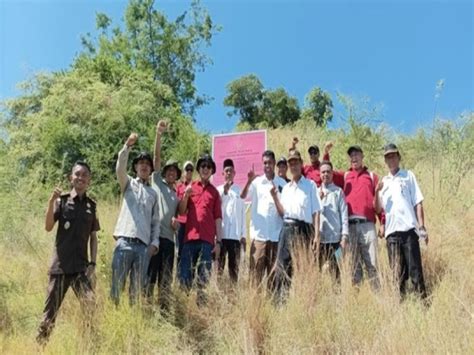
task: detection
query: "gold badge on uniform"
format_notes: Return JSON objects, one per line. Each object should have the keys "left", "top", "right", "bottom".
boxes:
{"left": 64, "top": 221, "right": 71, "bottom": 230}
{"left": 87, "top": 202, "right": 91, "bottom": 208}
{"left": 86, "top": 209, "right": 92, "bottom": 214}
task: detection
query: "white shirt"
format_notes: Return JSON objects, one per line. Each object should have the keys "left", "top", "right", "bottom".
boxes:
{"left": 248, "top": 175, "right": 287, "bottom": 242}
{"left": 217, "top": 183, "right": 246, "bottom": 240}
{"left": 378, "top": 169, "right": 424, "bottom": 236}
{"left": 280, "top": 176, "right": 322, "bottom": 224}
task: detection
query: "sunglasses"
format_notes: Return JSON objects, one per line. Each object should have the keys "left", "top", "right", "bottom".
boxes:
{"left": 309, "top": 150, "right": 319, "bottom": 155}
{"left": 185, "top": 168, "right": 194, "bottom": 172}
{"left": 200, "top": 164, "right": 212, "bottom": 170}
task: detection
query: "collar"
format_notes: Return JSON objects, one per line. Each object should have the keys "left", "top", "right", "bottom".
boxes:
{"left": 349, "top": 166, "right": 369, "bottom": 175}
{"left": 289, "top": 175, "right": 304, "bottom": 186}
{"left": 134, "top": 177, "right": 150, "bottom": 186}
{"left": 68, "top": 189, "right": 87, "bottom": 202}
{"left": 389, "top": 168, "right": 401, "bottom": 177}
{"left": 311, "top": 161, "right": 321, "bottom": 168}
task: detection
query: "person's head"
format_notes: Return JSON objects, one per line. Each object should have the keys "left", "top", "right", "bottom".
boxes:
{"left": 308, "top": 145, "right": 320, "bottom": 164}
{"left": 222, "top": 159, "right": 235, "bottom": 183}
{"left": 277, "top": 157, "right": 288, "bottom": 178}
{"left": 183, "top": 161, "right": 194, "bottom": 182}
{"left": 320, "top": 161, "right": 333, "bottom": 185}
{"left": 287, "top": 150, "right": 303, "bottom": 179}
{"left": 162, "top": 159, "right": 181, "bottom": 185}
{"left": 384, "top": 143, "right": 401, "bottom": 171}
{"left": 132, "top": 152, "right": 154, "bottom": 180}
{"left": 70, "top": 161, "right": 91, "bottom": 193}
{"left": 347, "top": 145, "right": 364, "bottom": 171}
{"left": 262, "top": 150, "right": 276, "bottom": 177}
{"left": 196, "top": 154, "right": 216, "bottom": 182}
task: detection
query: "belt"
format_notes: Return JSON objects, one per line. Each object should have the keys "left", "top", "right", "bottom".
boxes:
{"left": 120, "top": 237, "right": 147, "bottom": 245}
{"left": 349, "top": 218, "right": 368, "bottom": 224}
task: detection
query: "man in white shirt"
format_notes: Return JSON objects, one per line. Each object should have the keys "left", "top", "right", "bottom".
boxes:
{"left": 319, "top": 161, "right": 349, "bottom": 281}
{"left": 241, "top": 150, "right": 287, "bottom": 288}
{"left": 271, "top": 150, "right": 322, "bottom": 301}
{"left": 217, "top": 159, "right": 246, "bottom": 283}
{"left": 375, "top": 143, "right": 427, "bottom": 299}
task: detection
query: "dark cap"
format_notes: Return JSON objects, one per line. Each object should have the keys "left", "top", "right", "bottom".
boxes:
{"left": 277, "top": 156, "right": 287, "bottom": 166}
{"left": 384, "top": 143, "right": 400, "bottom": 156}
{"left": 162, "top": 159, "right": 182, "bottom": 180}
{"left": 287, "top": 150, "right": 303, "bottom": 163}
{"left": 223, "top": 158, "right": 234, "bottom": 169}
{"left": 132, "top": 152, "right": 154, "bottom": 173}
{"left": 308, "top": 145, "right": 320, "bottom": 154}
{"left": 196, "top": 154, "right": 216, "bottom": 175}
{"left": 347, "top": 145, "right": 363, "bottom": 155}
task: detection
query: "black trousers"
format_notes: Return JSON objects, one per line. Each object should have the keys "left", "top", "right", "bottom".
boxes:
{"left": 274, "top": 220, "right": 314, "bottom": 301}
{"left": 386, "top": 229, "right": 427, "bottom": 298}
{"left": 217, "top": 239, "right": 242, "bottom": 283}
{"left": 319, "top": 242, "right": 341, "bottom": 281}
{"left": 147, "top": 237, "right": 175, "bottom": 311}
{"left": 37, "top": 272, "right": 94, "bottom": 343}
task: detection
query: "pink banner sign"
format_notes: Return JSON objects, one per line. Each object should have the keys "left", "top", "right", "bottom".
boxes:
{"left": 212, "top": 130, "right": 267, "bottom": 189}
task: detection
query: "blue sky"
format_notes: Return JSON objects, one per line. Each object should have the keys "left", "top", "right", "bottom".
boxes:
{"left": 1, "top": 0, "right": 472, "bottom": 134}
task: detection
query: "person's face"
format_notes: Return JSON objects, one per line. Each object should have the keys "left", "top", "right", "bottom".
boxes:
{"left": 384, "top": 152, "right": 400, "bottom": 170}
{"left": 262, "top": 156, "right": 276, "bottom": 175}
{"left": 199, "top": 162, "right": 213, "bottom": 181}
{"left": 184, "top": 165, "right": 194, "bottom": 182}
{"left": 349, "top": 151, "right": 364, "bottom": 170}
{"left": 308, "top": 149, "right": 320, "bottom": 164}
{"left": 320, "top": 164, "right": 333, "bottom": 184}
{"left": 164, "top": 166, "right": 178, "bottom": 185}
{"left": 223, "top": 166, "right": 235, "bottom": 182}
{"left": 277, "top": 163, "right": 288, "bottom": 177}
{"left": 288, "top": 159, "right": 302, "bottom": 178}
{"left": 70, "top": 165, "right": 91, "bottom": 192}
{"left": 135, "top": 160, "right": 152, "bottom": 180}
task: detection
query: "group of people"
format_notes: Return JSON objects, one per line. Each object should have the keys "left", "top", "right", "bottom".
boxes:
{"left": 36, "top": 120, "right": 429, "bottom": 343}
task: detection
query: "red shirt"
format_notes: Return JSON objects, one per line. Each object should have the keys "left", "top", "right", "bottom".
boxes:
{"left": 176, "top": 181, "right": 191, "bottom": 224}
{"left": 302, "top": 152, "right": 330, "bottom": 187}
{"left": 343, "top": 167, "right": 379, "bottom": 223}
{"left": 184, "top": 180, "right": 222, "bottom": 245}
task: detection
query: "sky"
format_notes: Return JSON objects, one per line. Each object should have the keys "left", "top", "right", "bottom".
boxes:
{"left": 0, "top": 0, "right": 472, "bottom": 134}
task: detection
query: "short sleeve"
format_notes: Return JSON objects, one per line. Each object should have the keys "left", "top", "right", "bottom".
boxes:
{"left": 409, "top": 171, "right": 424, "bottom": 206}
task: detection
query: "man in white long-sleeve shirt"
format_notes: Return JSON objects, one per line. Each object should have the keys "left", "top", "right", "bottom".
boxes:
{"left": 217, "top": 159, "right": 246, "bottom": 283}
{"left": 110, "top": 133, "right": 160, "bottom": 305}
{"left": 319, "top": 161, "right": 349, "bottom": 281}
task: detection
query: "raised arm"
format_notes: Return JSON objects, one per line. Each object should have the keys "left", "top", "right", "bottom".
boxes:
{"left": 153, "top": 120, "right": 168, "bottom": 171}
{"left": 45, "top": 187, "right": 62, "bottom": 232}
{"left": 178, "top": 184, "right": 193, "bottom": 215}
{"left": 117, "top": 133, "right": 137, "bottom": 192}
{"left": 240, "top": 165, "right": 256, "bottom": 199}
{"left": 270, "top": 183, "right": 285, "bottom": 218}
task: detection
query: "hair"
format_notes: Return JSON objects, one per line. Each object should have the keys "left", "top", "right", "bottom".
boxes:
{"left": 262, "top": 150, "right": 276, "bottom": 161}
{"left": 72, "top": 161, "right": 92, "bottom": 174}
{"left": 320, "top": 160, "right": 333, "bottom": 170}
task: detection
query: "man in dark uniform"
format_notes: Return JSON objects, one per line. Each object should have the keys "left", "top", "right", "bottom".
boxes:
{"left": 36, "top": 161, "right": 100, "bottom": 344}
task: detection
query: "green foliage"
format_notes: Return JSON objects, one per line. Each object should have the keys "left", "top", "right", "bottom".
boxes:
{"left": 77, "top": 0, "right": 219, "bottom": 115}
{"left": 301, "top": 87, "right": 333, "bottom": 127}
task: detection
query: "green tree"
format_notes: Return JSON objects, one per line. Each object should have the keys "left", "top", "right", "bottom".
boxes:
{"left": 77, "top": 0, "right": 218, "bottom": 115}
{"left": 262, "top": 88, "right": 300, "bottom": 128}
{"left": 301, "top": 87, "right": 333, "bottom": 127}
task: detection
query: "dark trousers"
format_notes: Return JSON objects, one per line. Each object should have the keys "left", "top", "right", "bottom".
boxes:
{"left": 178, "top": 241, "right": 213, "bottom": 290}
{"left": 176, "top": 223, "right": 186, "bottom": 274}
{"left": 147, "top": 237, "right": 175, "bottom": 311}
{"left": 319, "top": 242, "right": 341, "bottom": 281}
{"left": 37, "top": 273, "right": 94, "bottom": 343}
{"left": 274, "top": 221, "right": 314, "bottom": 301}
{"left": 386, "top": 229, "right": 427, "bottom": 298}
{"left": 217, "top": 239, "right": 241, "bottom": 283}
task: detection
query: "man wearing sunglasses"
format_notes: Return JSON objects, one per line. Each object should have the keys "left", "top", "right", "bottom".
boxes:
{"left": 178, "top": 155, "right": 223, "bottom": 303}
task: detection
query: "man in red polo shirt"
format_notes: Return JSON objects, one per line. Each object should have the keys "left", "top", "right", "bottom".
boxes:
{"left": 343, "top": 145, "right": 381, "bottom": 289}
{"left": 178, "top": 154, "right": 223, "bottom": 301}
{"left": 290, "top": 137, "right": 332, "bottom": 187}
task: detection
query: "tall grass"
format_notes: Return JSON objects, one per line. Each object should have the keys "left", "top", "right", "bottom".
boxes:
{"left": 0, "top": 120, "right": 473, "bottom": 353}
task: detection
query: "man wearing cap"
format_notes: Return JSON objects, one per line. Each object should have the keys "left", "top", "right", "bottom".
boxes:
{"left": 241, "top": 150, "right": 287, "bottom": 288}
{"left": 343, "top": 145, "right": 382, "bottom": 289}
{"left": 217, "top": 159, "right": 246, "bottom": 283}
{"left": 146, "top": 120, "right": 180, "bottom": 312}
{"left": 290, "top": 137, "right": 333, "bottom": 187}
{"left": 176, "top": 160, "right": 194, "bottom": 270}
{"left": 277, "top": 157, "right": 290, "bottom": 183}
{"left": 36, "top": 162, "right": 99, "bottom": 344}
{"left": 375, "top": 143, "right": 427, "bottom": 299}
{"left": 178, "top": 154, "right": 223, "bottom": 300}
{"left": 319, "top": 161, "right": 349, "bottom": 281}
{"left": 271, "top": 150, "right": 322, "bottom": 301}
{"left": 110, "top": 133, "right": 160, "bottom": 305}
